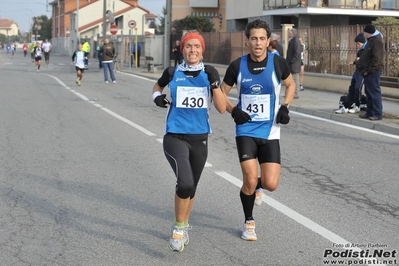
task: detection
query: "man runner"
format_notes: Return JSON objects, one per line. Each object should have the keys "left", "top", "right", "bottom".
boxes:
{"left": 42, "top": 39, "right": 52, "bottom": 67}
{"left": 72, "top": 44, "right": 88, "bottom": 86}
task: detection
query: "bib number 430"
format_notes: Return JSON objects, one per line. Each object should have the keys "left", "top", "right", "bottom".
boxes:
{"left": 176, "top": 86, "right": 209, "bottom": 108}
{"left": 182, "top": 97, "right": 205, "bottom": 108}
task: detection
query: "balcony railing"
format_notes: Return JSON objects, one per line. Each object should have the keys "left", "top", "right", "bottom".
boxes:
{"left": 265, "top": 0, "right": 399, "bottom": 9}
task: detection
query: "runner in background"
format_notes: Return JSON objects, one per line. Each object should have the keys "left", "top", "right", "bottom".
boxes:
{"left": 72, "top": 44, "right": 88, "bottom": 86}
{"left": 33, "top": 41, "right": 43, "bottom": 72}
{"left": 23, "top": 43, "right": 29, "bottom": 57}
{"left": 41, "top": 39, "right": 52, "bottom": 67}
{"left": 29, "top": 42, "right": 36, "bottom": 62}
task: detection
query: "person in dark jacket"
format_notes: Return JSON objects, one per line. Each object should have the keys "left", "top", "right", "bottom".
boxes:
{"left": 286, "top": 28, "right": 302, "bottom": 99}
{"left": 357, "top": 24, "right": 384, "bottom": 120}
{"left": 335, "top": 33, "right": 367, "bottom": 114}
{"left": 101, "top": 39, "right": 116, "bottom": 83}
{"left": 274, "top": 34, "right": 284, "bottom": 58}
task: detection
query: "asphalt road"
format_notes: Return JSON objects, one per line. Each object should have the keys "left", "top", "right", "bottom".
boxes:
{"left": 0, "top": 51, "right": 398, "bottom": 266}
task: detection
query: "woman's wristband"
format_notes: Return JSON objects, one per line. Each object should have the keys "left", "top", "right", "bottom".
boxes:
{"left": 152, "top": 91, "right": 162, "bottom": 101}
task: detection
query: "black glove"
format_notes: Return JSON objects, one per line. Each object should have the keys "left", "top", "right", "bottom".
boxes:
{"left": 204, "top": 65, "right": 219, "bottom": 84}
{"left": 276, "top": 105, "right": 290, "bottom": 124}
{"left": 231, "top": 107, "right": 251, "bottom": 125}
{"left": 154, "top": 94, "right": 169, "bottom": 108}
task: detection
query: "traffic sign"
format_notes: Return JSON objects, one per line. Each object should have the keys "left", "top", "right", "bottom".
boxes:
{"left": 110, "top": 24, "right": 118, "bottom": 35}
{"left": 128, "top": 20, "right": 136, "bottom": 29}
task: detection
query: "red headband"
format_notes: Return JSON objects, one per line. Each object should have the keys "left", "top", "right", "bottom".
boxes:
{"left": 180, "top": 32, "right": 205, "bottom": 53}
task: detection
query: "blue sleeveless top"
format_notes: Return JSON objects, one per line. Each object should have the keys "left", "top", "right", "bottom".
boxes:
{"left": 165, "top": 68, "right": 211, "bottom": 134}
{"left": 235, "top": 53, "right": 282, "bottom": 140}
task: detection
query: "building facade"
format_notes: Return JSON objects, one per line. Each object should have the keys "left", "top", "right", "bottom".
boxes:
{"left": 225, "top": 0, "right": 399, "bottom": 31}
{"left": 50, "top": 0, "right": 157, "bottom": 40}
{"left": 0, "top": 19, "right": 20, "bottom": 38}
{"left": 171, "top": 0, "right": 227, "bottom": 32}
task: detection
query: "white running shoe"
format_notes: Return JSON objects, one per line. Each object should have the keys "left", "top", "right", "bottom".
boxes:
{"left": 183, "top": 224, "right": 191, "bottom": 246}
{"left": 169, "top": 225, "right": 184, "bottom": 252}
{"left": 348, "top": 106, "right": 360, "bottom": 113}
{"left": 112, "top": 80, "right": 117, "bottom": 84}
{"left": 335, "top": 106, "right": 348, "bottom": 114}
{"left": 254, "top": 188, "right": 263, "bottom": 206}
{"left": 105, "top": 81, "right": 109, "bottom": 84}
{"left": 241, "top": 220, "right": 257, "bottom": 241}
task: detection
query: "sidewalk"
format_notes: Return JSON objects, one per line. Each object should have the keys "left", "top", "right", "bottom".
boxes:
{"left": 119, "top": 65, "right": 399, "bottom": 136}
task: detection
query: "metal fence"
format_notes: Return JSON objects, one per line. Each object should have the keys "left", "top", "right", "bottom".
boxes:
{"left": 172, "top": 24, "right": 399, "bottom": 77}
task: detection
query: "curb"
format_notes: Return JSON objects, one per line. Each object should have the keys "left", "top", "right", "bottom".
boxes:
{"left": 291, "top": 106, "right": 399, "bottom": 136}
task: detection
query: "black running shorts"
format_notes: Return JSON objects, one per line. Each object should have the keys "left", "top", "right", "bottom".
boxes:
{"left": 235, "top": 136, "right": 281, "bottom": 164}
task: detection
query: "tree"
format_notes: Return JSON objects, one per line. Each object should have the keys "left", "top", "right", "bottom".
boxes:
{"left": 0, "top": 33, "right": 7, "bottom": 44}
{"left": 31, "top": 15, "right": 52, "bottom": 40}
{"left": 172, "top": 16, "right": 215, "bottom": 34}
{"left": 372, "top": 17, "right": 399, "bottom": 76}
{"left": 154, "top": 6, "right": 166, "bottom": 35}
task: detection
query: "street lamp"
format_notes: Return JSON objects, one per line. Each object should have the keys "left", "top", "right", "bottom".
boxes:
{"left": 24, "top": 8, "right": 33, "bottom": 42}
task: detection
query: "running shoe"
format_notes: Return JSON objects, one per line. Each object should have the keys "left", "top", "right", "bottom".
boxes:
{"left": 76, "top": 78, "right": 79, "bottom": 85}
{"left": 169, "top": 225, "right": 184, "bottom": 252}
{"left": 300, "top": 85, "right": 304, "bottom": 91}
{"left": 254, "top": 188, "right": 263, "bottom": 206}
{"left": 105, "top": 81, "right": 109, "bottom": 84}
{"left": 183, "top": 224, "right": 191, "bottom": 246}
{"left": 348, "top": 105, "right": 360, "bottom": 114}
{"left": 77, "top": 80, "right": 81, "bottom": 86}
{"left": 112, "top": 80, "right": 117, "bottom": 84}
{"left": 335, "top": 106, "right": 348, "bottom": 114}
{"left": 241, "top": 220, "right": 257, "bottom": 241}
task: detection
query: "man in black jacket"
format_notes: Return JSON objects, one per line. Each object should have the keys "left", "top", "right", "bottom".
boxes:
{"left": 286, "top": 28, "right": 302, "bottom": 99}
{"left": 357, "top": 24, "right": 384, "bottom": 120}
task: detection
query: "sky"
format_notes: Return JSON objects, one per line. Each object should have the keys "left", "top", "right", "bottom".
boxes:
{"left": 0, "top": 0, "right": 165, "bottom": 32}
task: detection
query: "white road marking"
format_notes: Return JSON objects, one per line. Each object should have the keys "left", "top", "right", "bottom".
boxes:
{"left": 46, "top": 73, "right": 387, "bottom": 266}
{"left": 214, "top": 171, "right": 384, "bottom": 266}
{"left": 228, "top": 95, "right": 399, "bottom": 140}
{"left": 47, "top": 74, "right": 156, "bottom": 137}
{"left": 291, "top": 111, "right": 399, "bottom": 140}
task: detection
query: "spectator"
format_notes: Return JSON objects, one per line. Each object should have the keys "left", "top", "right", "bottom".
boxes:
{"left": 357, "top": 24, "right": 384, "bottom": 121}
{"left": 298, "top": 36, "right": 306, "bottom": 90}
{"left": 335, "top": 33, "right": 367, "bottom": 114}
{"left": 274, "top": 34, "right": 284, "bottom": 57}
{"left": 268, "top": 33, "right": 281, "bottom": 56}
{"left": 286, "top": 28, "right": 302, "bottom": 99}
{"left": 96, "top": 40, "right": 104, "bottom": 69}
{"left": 131, "top": 43, "right": 141, "bottom": 67}
{"left": 172, "top": 40, "right": 182, "bottom": 66}
{"left": 101, "top": 38, "right": 116, "bottom": 83}
{"left": 82, "top": 41, "right": 91, "bottom": 69}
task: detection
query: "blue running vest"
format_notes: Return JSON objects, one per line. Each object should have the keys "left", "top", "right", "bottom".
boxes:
{"left": 165, "top": 68, "right": 211, "bottom": 134}
{"left": 236, "top": 53, "right": 282, "bottom": 140}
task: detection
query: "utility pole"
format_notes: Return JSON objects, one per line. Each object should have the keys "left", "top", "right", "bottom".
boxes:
{"left": 164, "top": 0, "right": 171, "bottom": 67}
{"left": 102, "top": 0, "right": 107, "bottom": 39}
{"left": 76, "top": 0, "right": 79, "bottom": 44}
